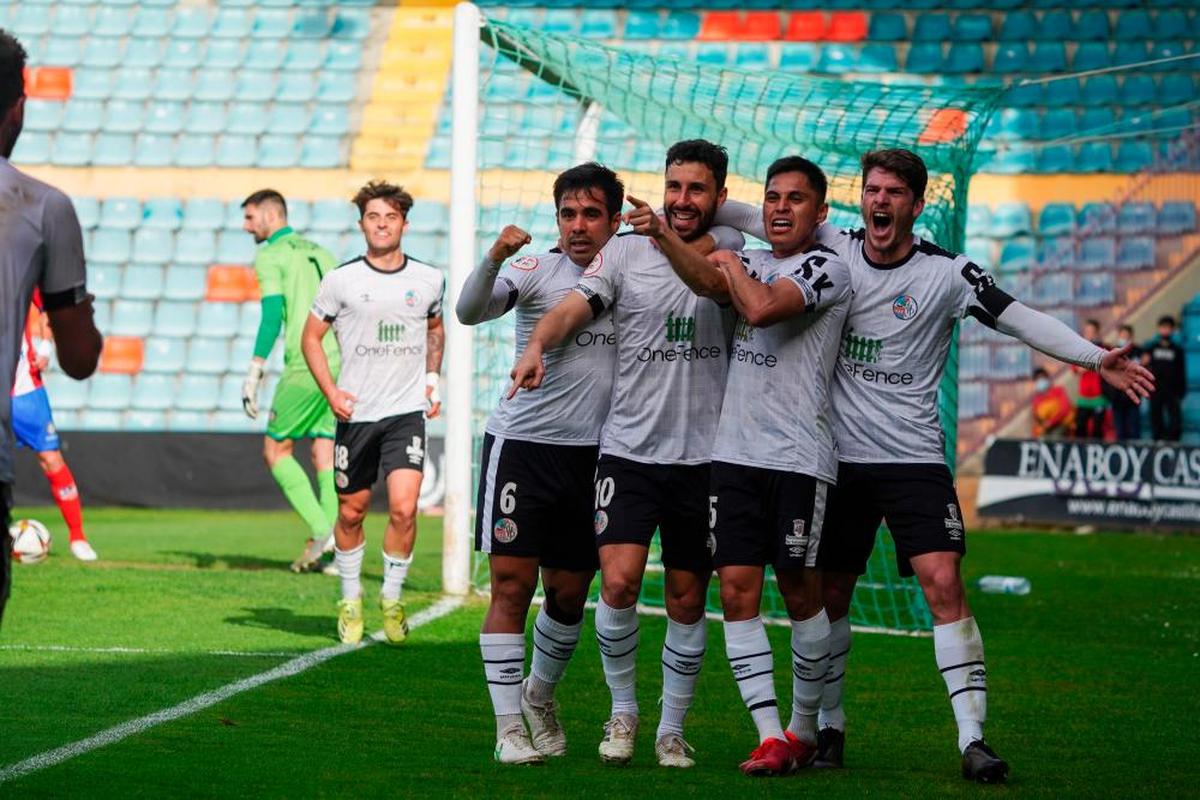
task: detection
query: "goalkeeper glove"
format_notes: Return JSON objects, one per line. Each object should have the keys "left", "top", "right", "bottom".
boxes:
{"left": 242, "top": 361, "right": 265, "bottom": 419}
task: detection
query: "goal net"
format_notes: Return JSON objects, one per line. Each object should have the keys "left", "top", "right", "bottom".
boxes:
{"left": 445, "top": 5, "right": 1002, "bottom": 633}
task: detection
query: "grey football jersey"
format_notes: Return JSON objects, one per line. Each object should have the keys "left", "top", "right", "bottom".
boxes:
{"left": 487, "top": 250, "right": 615, "bottom": 444}
{"left": 0, "top": 158, "right": 88, "bottom": 483}
{"left": 820, "top": 227, "right": 997, "bottom": 464}
{"left": 575, "top": 234, "right": 737, "bottom": 465}
{"left": 712, "top": 246, "right": 851, "bottom": 483}
{"left": 311, "top": 255, "right": 444, "bottom": 423}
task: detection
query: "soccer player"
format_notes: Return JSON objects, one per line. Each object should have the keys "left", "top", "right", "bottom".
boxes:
{"left": 302, "top": 180, "right": 444, "bottom": 645}
{"left": 717, "top": 147, "right": 1154, "bottom": 782}
{"left": 12, "top": 295, "right": 97, "bottom": 560}
{"left": 0, "top": 28, "right": 103, "bottom": 625}
{"left": 240, "top": 189, "right": 341, "bottom": 574}
{"left": 457, "top": 163, "right": 623, "bottom": 765}
{"left": 510, "top": 140, "right": 745, "bottom": 767}
{"left": 629, "top": 156, "right": 852, "bottom": 776}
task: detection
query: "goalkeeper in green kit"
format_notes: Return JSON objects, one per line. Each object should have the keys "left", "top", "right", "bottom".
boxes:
{"left": 240, "top": 189, "right": 341, "bottom": 573}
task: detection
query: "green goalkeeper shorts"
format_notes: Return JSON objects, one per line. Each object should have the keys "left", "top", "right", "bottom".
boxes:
{"left": 267, "top": 372, "right": 336, "bottom": 441}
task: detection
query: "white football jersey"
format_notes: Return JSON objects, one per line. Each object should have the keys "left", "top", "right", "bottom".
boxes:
{"left": 311, "top": 254, "right": 444, "bottom": 423}
{"left": 711, "top": 245, "right": 851, "bottom": 482}
{"left": 487, "top": 250, "right": 615, "bottom": 444}
{"left": 574, "top": 233, "right": 738, "bottom": 465}
{"left": 820, "top": 227, "right": 1001, "bottom": 464}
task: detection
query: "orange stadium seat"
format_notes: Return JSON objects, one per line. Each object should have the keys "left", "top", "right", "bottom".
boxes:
{"left": 205, "top": 265, "right": 257, "bottom": 302}
{"left": 784, "top": 12, "right": 827, "bottom": 42}
{"left": 741, "top": 12, "right": 782, "bottom": 41}
{"left": 24, "top": 67, "right": 72, "bottom": 100}
{"left": 918, "top": 109, "right": 968, "bottom": 144}
{"left": 697, "top": 12, "right": 740, "bottom": 41}
{"left": 99, "top": 336, "right": 145, "bottom": 375}
{"left": 699, "top": 11, "right": 781, "bottom": 42}
{"left": 826, "top": 12, "right": 867, "bottom": 43}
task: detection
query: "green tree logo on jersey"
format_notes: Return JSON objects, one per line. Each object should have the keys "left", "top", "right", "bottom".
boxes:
{"left": 377, "top": 320, "right": 406, "bottom": 343}
{"left": 664, "top": 312, "right": 695, "bottom": 343}
{"left": 842, "top": 328, "right": 883, "bottom": 363}
{"left": 733, "top": 317, "right": 756, "bottom": 343}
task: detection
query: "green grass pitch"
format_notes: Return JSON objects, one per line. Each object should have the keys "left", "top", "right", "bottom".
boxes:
{"left": 1, "top": 507, "right": 1197, "bottom": 798}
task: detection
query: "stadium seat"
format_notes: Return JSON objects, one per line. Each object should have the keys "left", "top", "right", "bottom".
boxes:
{"left": 867, "top": 12, "right": 906, "bottom": 41}
{"left": 988, "top": 108, "right": 1039, "bottom": 142}
{"left": 215, "top": 135, "right": 257, "bottom": 168}
{"left": 258, "top": 135, "right": 300, "bottom": 168}
{"left": 1160, "top": 74, "right": 1196, "bottom": 106}
{"left": 1038, "top": 203, "right": 1076, "bottom": 236}
{"left": 293, "top": 12, "right": 330, "bottom": 39}
{"left": 1077, "top": 237, "right": 1116, "bottom": 271}
{"left": 124, "top": 39, "right": 164, "bottom": 68}
{"left": 287, "top": 200, "right": 311, "bottom": 232}
{"left": 176, "top": 375, "right": 220, "bottom": 411}
{"left": 61, "top": 99, "right": 103, "bottom": 134}
{"left": 1033, "top": 273, "right": 1073, "bottom": 306}
{"left": 119, "top": 264, "right": 166, "bottom": 301}
{"left": 43, "top": 373, "right": 88, "bottom": 412}
{"left": 965, "top": 204, "right": 991, "bottom": 234}
{"left": 195, "top": 70, "right": 236, "bottom": 103}
{"left": 912, "top": 13, "right": 951, "bottom": 42}
{"left": 276, "top": 74, "right": 317, "bottom": 103}
{"left": 1079, "top": 107, "right": 1116, "bottom": 136}
{"left": 1029, "top": 42, "right": 1067, "bottom": 72}
{"left": 100, "top": 198, "right": 142, "bottom": 231}
{"left": 71, "top": 70, "right": 114, "bottom": 101}
{"left": 1036, "top": 145, "right": 1075, "bottom": 174}
{"left": 40, "top": 37, "right": 84, "bottom": 67}
{"left": 1116, "top": 236, "right": 1156, "bottom": 270}
{"left": 109, "top": 299, "right": 154, "bottom": 337}
{"left": 324, "top": 41, "right": 362, "bottom": 71}
{"left": 131, "top": 373, "right": 176, "bottom": 411}
{"left": 138, "top": 101, "right": 182, "bottom": 136}
{"left": 943, "top": 43, "right": 983, "bottom": 74}
{"left": 243, "top": 41, "right": 286, "bottom": 71}
{"left": 88, "top": 374, "right": 134, "bottom": 411}
{"left": 733, "top": 44, "right": 772, "bottom": 70}
{"left": 1117, "top": 202, "right": 1156, "bottom": 235}
{"left": 958, "top": 382, "right": 989, "bottom": 419}
{"left": 112, "top": 67, "right": 154, "bottom": 101}
{"left": 859, "top": 43, "right": 898, "bottom": 72}
{"left": 1115, "top": 141, "right": 1154, "bottom": 172}
{"left": 331, "top": 9, "right": 371, "bottom": 40}
{"left": 817, "top": 44, "right": 857, "bottom": 74}
{"left": 223, "top": 200, "right": 250, "bottom": 230}
{"left": 22, "top": 100, "right": 61, "bottom": 137}
{"left": 316, "top": 74, "right": 355, "bottom": 104}
{"left": 89, "top": 264, "right": 123, "bottom": 300}
{"left": 905, "top": 43, "right": 943, "bottom": 73}
{"left": 1115, "top": 9, "right": 1152, "bottom": 40}
{"left": 173, "top": 7, "right": 213, "bottom": 38}
{"left": 103, "top": 100, "right": 145, "bottom": 134}
{"left": 1037, "top": 236, "right": 1074, "bottom": 268}
{"left": 173, "top": 231, "right": 217, "bottom": 266}
{"left": 49, "top": 132, "right": 92, "bottom": 166}
{"left": 1034, "top": 10, "right": 1073, "bottom": 41}
{"left": 10, "top": 6, "right": 53, "bottom": 37}
{"left": 998, "top": 238, "right": 1035, "bottom": 272}
{"left": 1081, "top": 75, "right": 1119, "bottom": 107}
{"left": 284, "top": 42, "right": 324, "bottom": 72}
{"left": 1076, "top": 141, "right": 1114, "bottom": 173}
{"left": 826, "top": 12, "right": 867, "bottom": 42}
{"left": 952, "top": 14, "right": 991, "bottom": 41}
{"left": 1077, "top": 273, "right": 1115, "bottom": 307}
{"left": 206, "top": 266, "right": 254, "bottom": 303}
{"left": 965, "top": 237, "right": 993, "bottom": 269}
{"left": 784, "top": 11, "right": 825, "bottom": 41}
{"left": 173, "top": 134, "right": 213, "bottom": 168}
{"left": 579, "top": 10, "right": 618, "bottom": 38}
{"left": 93, "top": 6, "right": 134, "bottom": 37}
{"left": 182, "top": 200, "right": 224, "bottom": 232}
{"left": 1158, "top": 202, "right": 1196, "bottom": 234}
{"left": 153, "top": 301, "right": 199, "bottom": 338}
{"left": 299, "top": 137, "right": 343, "bottom": 169}
{"left": 959, "top": 344, "right": 989, "bottom": 379}
{"left": 73, "top": 197, "right": 100, "bottom": 231}
{"left": 1072, "top": 42, "right": 1111, "bottom": 72}
{"left": 99, "top": 336, "right": 144, "bottom": 375}
{"left": 238, "top": 302, "right": 260, "bottom": 337}
{"left": 1120, "top": 75, "right": 1157, "bottom": 107}
{"left": 216, "top": 232, "right": 255, "bottom": 265}
{"left": 1075, "top": 9, "right": 1110, "bottom": 40}
{"left": 132, "top": 8, "right": 172, "bottom": 39}
{"left": 778, "top": 43, "right": 818, "bottom": 71}
{"left": 186, "top": 338, "right": 232, "bottom": 374}
{"left": 992, "top": 43, "right": 1029, "bottom": 74}
{"left": 1078, "top": 202, "right": 1118, "bottom": 234}
{"left": 131, "top": 229, "right": 174, "bottom": 265}
{"left": 997, "top": 11, "right": 1036, "bottom": 42}
{"left": 150, "top": 67, "right": 196, "bottom": 101}
{"left": 1041, "top": 108, "right": 1079, "bottom": 142}
{"left": 992, "top": 345, "right": 1030, "bottom": 379}
{"left": 1113, "top": 41, "right": 1148, "bottom": 68}
{"left": 624, "top": 10, "right": 661, "bottom": 39}
{"left": 227, "top": 102, "right": 268, "bottom": 136}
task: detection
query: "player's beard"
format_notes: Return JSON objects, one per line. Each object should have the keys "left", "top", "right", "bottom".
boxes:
{"left": 666, "top": 202, "right": 717, "bottom": 243}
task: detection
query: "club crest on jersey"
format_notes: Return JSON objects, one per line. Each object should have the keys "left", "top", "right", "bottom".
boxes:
{"left": 707, "top": 532, "right": 717, "bottom": 556}
{"left": 594, "top": 510, "right": 609, "bottom": 536}
{"left": 404, "top": 289, "right": 420, "bottom": 307}
{"left": 493, "top": 517, "right": 518, "bottom": 544}
{"left": 582, "top": 251, "right": 603, "bottom": 277}
{"left": 511, "top": 255, "right": 539, "bottom": 271}
{"left": 892, "top": 294, "right": 919, "bottom": 321}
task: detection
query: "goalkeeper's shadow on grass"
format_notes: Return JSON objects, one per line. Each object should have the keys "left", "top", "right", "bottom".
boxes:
{"left": 160, "top": 550, "right": 302, "bottom": 572}
{"left": 224, "top": 607, "right": 333, "bottom": 638}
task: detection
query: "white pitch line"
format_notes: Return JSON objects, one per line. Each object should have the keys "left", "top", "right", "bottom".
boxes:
{"left": 0, "top": 596, "right": 463, "bottom": 785}
{"left": 0, "top": 644, "right": 299, "bottom": 658}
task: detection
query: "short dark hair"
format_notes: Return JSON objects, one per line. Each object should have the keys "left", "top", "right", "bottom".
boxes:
{"left": 553, "top": 162, "right": 624, "bottom": 217}
{"left": 861, "top": 148, "right": 928, "bottom": 199}
{"left": 1084, "top": 318, "right": 1101, "bottom": 330}
{"left": 241, "top": 189, "right": 287, "bottom": 217}
{"left": 765, "top": 156, "right": 828, "bottom": 203}
{"left": 1033, "top": 367, "right": 1049, "bottom": 380}
{"left": 0, "top": 29, "right": 27, "bottom": 114}
{"left": 1119, "top": 324, "right": 1134, "bottom": 336}
{"left": 1158, "top": 315, "right": 1176, "bottom": 328}
{"left": 665, "top": 139, "right": 728, "bottom": 191}
{"left": 353, "top": 180, "right": 413, "bottom": 218}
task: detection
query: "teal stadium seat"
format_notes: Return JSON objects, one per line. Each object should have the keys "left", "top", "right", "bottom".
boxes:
{"left": 74, "top": 197, "right": 100, "bottom": 230}
{"left": 331, "top": 9, "right": 370, "bottom": 40}
{"left": 266, "top": 104, "right": 306, "bottom": 135}
{"left": 1115, "top": 10, "right": 1152, "bottom": 41}
{"left": 163, "top": 40, "right": 204, "bottom": 70}
{"left": 1029, "top": 42, "right": 1067, "bottom": 72}
{"left": 93, "top": 133, "right": 134, "bottom": 166}
{"left": 61, "top": 99, "right": 104, "bottom": 134}
{"left": 958, "top": 345, "right": 988, "bottom": 380}
{"left": 542, "top": 9, "right": 579, "bottom": 35}
{"left": 132, "top": 229, "right": 174, "bottom": 264}
{"left": 992, "top": 202, "right": 1033, "bottom": 237}
{"left": 216, "top": 230, "right": 255, "bottom": 263}
{"left": 623, "top": 11, "right": 661, "bottom": 40}
{"left": 1159, "top": 202, "right": 1197, "bottom": 234}
{"left": 252, "top": 9, "right": 291, "bottom": 39}
{"left": 1037, "top": 236, "right": 1074, "bottom": 268}
{"left": 310, "top": 108, "right": 349, "bottom": 137}
{"left": 1119, "top": 74, "right": 1157, "bottom": 108}
{"left": 94, "top": 6, "right": 134, "bottom": 37}
{"left": 183, "top": 102, "right": 225, "bottom": 135}
{"left": 1036, "top": 144, "right": 1077, "bottom": 173}
{"left": 1079, "top": 107, "right": 1116, "bottom": 135}
{"left": 10, "top": 6, "right": 52, "bottom": 38}
{"left": 131, "top": 374, "right": 175, "bottom": 412}
{"left": 293, "top": 12, "right": 330, "bottom": 39}
{"left": 1077, "top": 237, "right": 1116, "bottom": 271}
{"left": 114, "top": 67, "right": 155, "bottom": 101}
{"left": 965, "top": 205, "right": 990, "bottom": 234}
{"left": 43, "top": 373, "right": 88, "bottom": 412}
{"left": 696, "top": 43, "right": 730, "bottom": 68}
{"left": 173, "top": 7, "right": 213, "bottom": 39}
{"left": 167, "top": 410, "right": 211, "bottom": 432}
{"left": 987, "top": 108, "right": 1039, "bottom": 142}
{"left": 1077, "top": 141, "right": 1115, "bottom": 172}
{"left": 71, "top": 70, "right": 113, "bottom": 101}
{"left": 1079, "top": 202, "right": 1117, "bottom": 234}
{"left": 175, "top": 134, "right": 215, "bottom": 168}
{"left": 998, "top": 238, "right": 1035, "bottom": 272}
{"left": 228, "top": 102, "right": 269, "bottom": 135}
{"left": 142, "top": 338, "right": 187, "bottom": 376}
{"left": 92, "top": 301, "right": 112, "bottom": 335}
{"left": 52, "top": 9, "right": 91, "bottom": 39}
{"left": 868, "top": 13, "right": 906, "bottom": 41}
{"left": 89, "top": 264, "right": 122, "bottom": 300}
{"left": 912, "top": 14, "right": 951, "bottom": 42}
{"left": 1117, "top": 202, "right": 1156, "bottom": 234}
{"left": 223, "top": 200, "right": 247, "bottom": 230}
{"left": 952, "top": 14, "right": 991, "bottom": 42}
{"left": 1077, "top": 274, "right": 1115, "bottom": 306}
{"left": 1149, "top": 40, "right": 1185, "bottom": 72}
{"left": 132, "top": 8, "right": 172, "bottom": 38}
{"left": 817, "top": 45, "right": 856, "bottom": 74}
{"left": 1073, "top": 42, "right": 1111, "bottom": 72}
{"left": 103, "top": 100, "right": 145, "bottom": 134}
{"left": 734, "top": 44, "right": 771, "bottom": 70}
{"left": 1038, "top": 203, "right": 1076, "bottom": 236}
{"left": 245, "top": 41, "right": 287, "bottom": 70}
{"left": 24, "top": 99, "right": 63, "bottom": 132}
{"left": 1040, "top": 108, "right": 1077, "bottom": 141}
{"left": 196, "top": 70, "right": 236, "bottom": 102}
{"left": 1033, "top": 273, "right": 1073, "bottom": 306}
{"left": 215, "top": 135, "right": 257, "bottom": 168}
{"left": 285, "top": 42, "right": 324, "bottom": 72}
{"left": 52, "top": 133, "right": 93, "bottom": 167}
{"left": 992, "top": 43, "right": 1029, "bottom": 74}
{"left": 859, "top": 44, "right": 899, "bottom": 73}
{"left": 998, "top": 11, "right": 1035, "bottom": 41}
{"left": 1113, "top": 42, "right": 1148, "bottom": 68}
{"left": 101, "top": 198, "right": 141, "bottom": 230}
{"left": 965, "top": 237, "right": 993, "bottom": 269}
{"left": 287, "top": 200, "right": 311, "bottom": 231}
{"left": 176, "top": 375, "right": 220, "bottom": 412}
{"left": 277, "top": 74, "right": 317, "bottom": 103}
{"left": 183, "top": 200, "right": 224, "bottom": 231}
{"left": 1115, "top": 141, "right": 1154, "bottom": 172}
{"left": 662, "top": 11, "right": 701, "bottom": 40}
{"left": 125, "top": 39, "right": 165, "bottom": 69}
{"left": 238, "top": 303, "right": 260, "bottom": 336}
{"left": 579, "top": 10, "right": 618, "bottom": 39}
{"left": 944, "top": 44, "right": 983, "bottom": 74}
{"left": 161, "top": 268, "right": 206, "bottom": 303}
{"left": 1033, "top": 10, "right": 1072, "bottom": 41}
{"left": 186, "top": 337, "right": 232, "bottom": 374}
{"left": 154, "top": 301, "right": 198, "bottom": 337}
{"left": 121, "top": 265, "right": 166, "bottom": 300}
{"left": 109, "top": 299, "right": 154, "bottom": 337}
{"left": 299, "top": 137, "right": 342, "bottom": 169}
{"left": 316, "top": 74, "right": 355, "bottom": 104}
{"left": 1076, "top": 10, "right": 1110, "bottom": 40}
{"left": 41, "top": 38, "right": 84, "bottom": 67}
{"left": 325, "top": 42, "right": 362, "bottom": 71}
{"left": 1081, "top": 75, "right": 1118, "bottom": 106}
{"left": 905, "top": 43, "right": 943, "bottom": 73}
{"left": 173, "top": 230, "right": 216, "bottom": 265}
{"left": 88, "top": 375, "right": 134, "bottom": 411}
{"left": 258, "top": 135, "right": 300, "bottom": 168}
{"left": 1116, "top": 237, "right": 1156, "bottom": 270}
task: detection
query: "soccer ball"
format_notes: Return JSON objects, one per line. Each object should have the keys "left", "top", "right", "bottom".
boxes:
{"left": 10, "top": 519, "right": 52, "bottom": 565}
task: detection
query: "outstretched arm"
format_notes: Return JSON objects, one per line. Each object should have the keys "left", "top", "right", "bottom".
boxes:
{"left": 625, "top": 195, "right": 730, "bottom": 300}
{"left": 507, "top": 292, "right": 593, "bottom": 398}
{"left": 718, "top": 251, "right": 807, "bottom": 327}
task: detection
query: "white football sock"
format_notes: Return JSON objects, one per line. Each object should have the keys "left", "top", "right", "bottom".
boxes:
{"left": 787, "top": 609, "right": 831, "bottom": 745}
{"left": 380, "top": 550, "right": 411, "bottom": 601}
{"left": 526, "top": 605, "right": 582, "bottom": 706}
{"left": 819, "top": 614, "right": 851, "bottom": 731}
{"left": 724, "top": 617, "right": 783, "bottom": 743}
{"left": 595, "top": 598, "right": 639, "bottom": 716}
{"left": 334, "top": 542, "right": 364, "bottom": 601}
{"left": 657, "top": 616, "right": 706, "bottom": 739}
{"left": 480, "top": 632, "right": 525, "bottom": 738}
{"left": 934, "top": 616, "right": 987, "bottom": 753}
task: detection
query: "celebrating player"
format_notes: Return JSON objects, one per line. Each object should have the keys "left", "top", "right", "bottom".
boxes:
{"left": 630, "top": 156, "right": 851, "bottom": 776}
{"left": 11, "top": 295, "right": 97, "bottom": 560}
{"left": 510, "top": 140, "right": 744, "bottom": 768}
{"left": 240, "top": 189, "right": 342, "bottom": 574}
{"left": 302, "top": 181, "right": 445, "bottom": 645}
{"left": 718, "top": 148, "right": 1154, "bottom": 782}
{"left": 0, "top": 28, "right": 103, "bottom": 625}
{"left": 458, "top": 164, "right": 623, "bottom": 765}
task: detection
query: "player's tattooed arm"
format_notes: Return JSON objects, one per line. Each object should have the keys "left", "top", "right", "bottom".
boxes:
{"left": 625, "top": 195, "right": 730, "bottom": 300}
{"left": 717, "top": 251, "right": 807, "bottom": 327}
{"left": 426, "top": 314, "right": 445, "bottom": 375}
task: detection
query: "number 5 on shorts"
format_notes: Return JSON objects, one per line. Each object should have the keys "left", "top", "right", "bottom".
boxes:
{"left": 708, "top": 495, "right": 717, "bottom": 530}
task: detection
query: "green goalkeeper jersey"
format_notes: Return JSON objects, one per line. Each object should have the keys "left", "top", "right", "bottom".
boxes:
{"left": 253, "top": 226, "right": 341, "bottom": 376}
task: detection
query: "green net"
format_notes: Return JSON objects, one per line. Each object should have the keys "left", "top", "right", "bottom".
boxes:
{"left": 464, "top": 16, "right": 1003, "bottom": 633}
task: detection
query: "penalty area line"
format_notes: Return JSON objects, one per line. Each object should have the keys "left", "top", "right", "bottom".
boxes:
{"left": 0, "top": 596, "right": 463, "bottom": 786}
{"left": 0, "top": 644, "right": 302, "bottom": 658}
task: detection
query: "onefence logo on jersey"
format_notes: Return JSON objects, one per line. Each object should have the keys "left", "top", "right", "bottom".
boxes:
{"left": 892, "top": 294, "right": 919, "bottom": 321}
{"left": 842, "top": 329, "right": 883, "bottom": 364}
{"left": 637, "top": 312, "right": 722, "bottom": 363}
{"left": 357, "top": 319, "right": 422, "bottom": 357}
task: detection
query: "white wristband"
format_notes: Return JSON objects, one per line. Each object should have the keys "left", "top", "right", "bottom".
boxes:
{"left": 426, "top": 371, "right": 440, "bottom": 390}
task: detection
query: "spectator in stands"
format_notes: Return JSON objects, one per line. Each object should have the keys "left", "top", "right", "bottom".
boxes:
{"left": 1073, "top": 319, "right": 1108, "bottom": 439}
{"left": 1031, "top": 368, "right": 1074, "bottom": 438}
{"left": 1144, "top": 316, "right": 1185, "bottom": 441}
{"left": 1105, "top": 324, "right": 1142, "bottom": 440}
{"left": 0, "top": 30, "right": 103, "bottom": 626}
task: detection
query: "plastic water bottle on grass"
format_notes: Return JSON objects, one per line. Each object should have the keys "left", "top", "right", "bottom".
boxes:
{"left": 976, "top": 575, "right": 1031, "bottom": 595}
